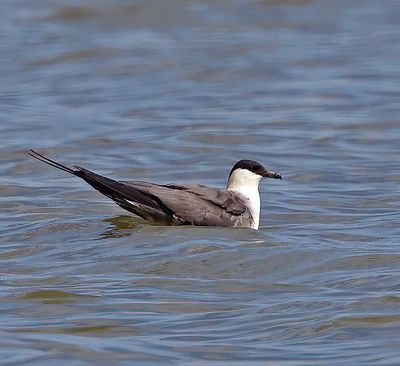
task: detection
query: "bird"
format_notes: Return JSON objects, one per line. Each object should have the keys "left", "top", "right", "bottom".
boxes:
{"left": 29, "top": 150, "right": 282, "bottom": 229}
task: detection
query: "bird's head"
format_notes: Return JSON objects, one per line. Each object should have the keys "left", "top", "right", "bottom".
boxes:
{"left": 227, "top": 159, "right": 282, "bottom": 190}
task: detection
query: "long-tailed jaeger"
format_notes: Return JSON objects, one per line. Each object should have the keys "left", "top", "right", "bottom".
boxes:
{"left": 29, "top": 150, "right": 282, "bottom": 229}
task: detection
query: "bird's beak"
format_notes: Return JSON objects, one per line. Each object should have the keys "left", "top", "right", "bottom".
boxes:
{"left": 263, "top": 169, "right": 282, "bottom": 180}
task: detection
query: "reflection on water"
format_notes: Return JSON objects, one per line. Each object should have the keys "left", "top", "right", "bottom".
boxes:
{"left": 1, "top": 0, "right": 400, "bottom": 364}
{"left": 101, "top": 215, "right": 147, "bottom": 238}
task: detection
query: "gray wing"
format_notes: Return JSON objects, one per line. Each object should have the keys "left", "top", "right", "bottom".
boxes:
{"left": 122, "top": 181, "right": 253, "bottom": 227}
{"left": 163, "top": 183, "right": 247, "bottom": 216}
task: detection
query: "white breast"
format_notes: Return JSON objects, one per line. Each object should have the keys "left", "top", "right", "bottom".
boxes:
{"left": 233, "top": 186, "right": 260, "bottom": 229}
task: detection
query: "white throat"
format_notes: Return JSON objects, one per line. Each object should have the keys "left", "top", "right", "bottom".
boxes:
{"left": 226, "top": 168, "right": 262, "bottom": 229}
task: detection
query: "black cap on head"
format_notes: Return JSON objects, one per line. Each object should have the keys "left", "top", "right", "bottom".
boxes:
{"left": 229, "top": 159, "right": 282, "bottom": 180}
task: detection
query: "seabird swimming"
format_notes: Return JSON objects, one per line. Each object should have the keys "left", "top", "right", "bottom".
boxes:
{"left": 29, "top": 150, "right": 282, "bottom": 229}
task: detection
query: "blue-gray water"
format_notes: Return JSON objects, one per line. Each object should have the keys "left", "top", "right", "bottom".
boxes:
{"left": 1, "top": 0, "right": 400, "bottom": 365}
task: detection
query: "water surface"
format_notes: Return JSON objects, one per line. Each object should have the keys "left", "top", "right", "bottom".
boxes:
{"left": 1, "top": 0, "right": 400, "bottom": 365}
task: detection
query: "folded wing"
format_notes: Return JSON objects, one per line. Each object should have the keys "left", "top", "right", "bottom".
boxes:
{"left": 121, "top": 181, "right": 252, "bottom": 227}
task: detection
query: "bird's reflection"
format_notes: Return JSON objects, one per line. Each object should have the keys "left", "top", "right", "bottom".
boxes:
{"left": 100, "top": 215, "right": 146, "bottom": 239}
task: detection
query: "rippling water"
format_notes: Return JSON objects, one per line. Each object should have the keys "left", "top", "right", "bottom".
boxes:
{"left": 1, "top": 0, "right": 400, "bottom": 364}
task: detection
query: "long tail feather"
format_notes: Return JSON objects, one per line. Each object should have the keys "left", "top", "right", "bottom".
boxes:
{"left": 28, "top": 149, "right": 174, "bottom": 223}
{"left": 29, "top": 149, "right": 76, "bottom": 175}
